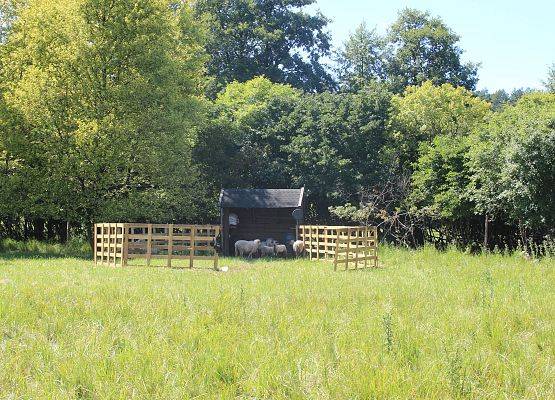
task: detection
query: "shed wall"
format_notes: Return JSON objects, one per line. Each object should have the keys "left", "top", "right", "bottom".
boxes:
{"left": 223, "top": 207, "right": 298, "bottom": 255}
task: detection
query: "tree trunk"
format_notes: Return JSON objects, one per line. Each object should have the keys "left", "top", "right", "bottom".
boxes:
{"left": 32, "top": 218, "right": 45, "bottom": 241}
{"left": 483, "top": 214, "right": 489, "bottom": 252}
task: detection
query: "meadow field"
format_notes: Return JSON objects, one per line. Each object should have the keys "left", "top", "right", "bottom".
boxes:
{"left": 0, "top": 245, "right": 554, "bottom": 399}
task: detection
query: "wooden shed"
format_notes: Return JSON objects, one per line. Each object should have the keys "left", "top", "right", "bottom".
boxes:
{"left": 219, "top": 188, "right": 305, "bottom": 256}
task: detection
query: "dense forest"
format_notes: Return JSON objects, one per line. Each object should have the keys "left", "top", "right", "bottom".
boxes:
{"left": 0, "top": 0, "right": 554, "bottom": 252}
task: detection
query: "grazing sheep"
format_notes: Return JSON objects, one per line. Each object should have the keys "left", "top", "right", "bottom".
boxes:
{"left": 292, "top": 240, "right": 305, "bottom": 257}
{"left": 235, "top": 239, "right": 261, "bottom": 258}
{"left": 259, "top": 245, "right": 275, "bottom": 257}
{"left": 274, "top": 244, "right": 288, "bottom": 257}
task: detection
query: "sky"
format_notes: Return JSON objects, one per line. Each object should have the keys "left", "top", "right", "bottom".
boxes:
{"left": 310, "top": 0, "right": 555, "bottom": 92}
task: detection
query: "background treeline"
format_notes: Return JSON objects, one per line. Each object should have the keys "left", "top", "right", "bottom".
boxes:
{"left": 0, "top": 0, "right": 554, "bottom": 252}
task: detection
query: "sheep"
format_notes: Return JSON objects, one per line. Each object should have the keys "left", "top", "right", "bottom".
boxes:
{"left": 292, "top": 240, "right": 305, "bottom": 258}
{"left": 259, "top": 245, "right": 275, "bottom": 257}
{"left": 265, "top": 238, "right": 278, "bottom": 247}
{"left": 235, "top": 239, "right": 261, "bottom": 258}
{"left": 274, "top": 244, "right": 288, "bottom": 257}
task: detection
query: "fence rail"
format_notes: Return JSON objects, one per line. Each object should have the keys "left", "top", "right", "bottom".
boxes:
{"left": 299, "top": 225, "right": 378, "bottom": 270}
{"left": 94, "top": 223, "right": 220, "bottom": 269}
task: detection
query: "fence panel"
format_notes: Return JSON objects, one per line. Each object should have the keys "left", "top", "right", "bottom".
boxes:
{"left": 94, "top": 223, "right": 126, "bottom": 267}
{"left": 299, "top": 225, "right": 378, "bottom": 270}
{"left": 94, "top": 223, "right": 220, "bottom": 269}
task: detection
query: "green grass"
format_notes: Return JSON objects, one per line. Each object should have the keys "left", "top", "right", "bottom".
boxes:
{"left": 0, "top": 246, "right": 554, "bottom": 399}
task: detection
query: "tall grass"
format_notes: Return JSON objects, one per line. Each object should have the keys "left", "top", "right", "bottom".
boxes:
{"left": 0, "top": 237, "right": 90, "bottom": 259}
{"left": 0, "top": 246, "right": 553, "bottom": 399}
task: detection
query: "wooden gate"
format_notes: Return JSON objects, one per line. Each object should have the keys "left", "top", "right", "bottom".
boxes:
{"left": 94, "top": 223, "right": 220, "bottom": 269}
{"left": 299, "top": 225, "right": 378, "bottom": 270}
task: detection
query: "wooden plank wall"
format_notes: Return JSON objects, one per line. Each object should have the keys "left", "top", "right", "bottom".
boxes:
{"left": 299, "top": 225, "right": 378, "bottom": 270}
{"left": 94, "top": 223, "right": 220, "bottom": 269}
{"left": 225, "top": 207, "right": 297, "bottom": 255}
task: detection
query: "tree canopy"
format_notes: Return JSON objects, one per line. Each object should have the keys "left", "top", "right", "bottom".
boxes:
{"left": 336, "top": 9, "right": 479, "bottom": 93}
{"left": 0, "top": 0, "right": 206, "bottom": 234}
{"left": 336, "top": 22, "right": 385, "bottom": 91}
{"left": 193, "top": 0, "right": 333, "bottom": 95}
{"left": 469, "top": 93, "right": 555, "bottom": 230}
{"left": 386, "top": 9, "right": 478, "bottom": 92}
{"left": 0, "top": 1, "right": 552, "bottom": 251}
{"left": 389, "top": 81, "right": 490, "bottom": 172}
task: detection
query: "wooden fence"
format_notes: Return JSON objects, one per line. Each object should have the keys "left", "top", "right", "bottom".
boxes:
{"left": 94, "top": 223, "right": 220, "bottom": 269}
{"left": 299, "top": 225, "right": 378, "bottom": 270}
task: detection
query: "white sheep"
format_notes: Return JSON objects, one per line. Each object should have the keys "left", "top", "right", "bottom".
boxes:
{"left": 235, "top": 239, "right": 261, "bottom": 258}
{"left": 274, "top": 244, "right": 288, "bottom": 257}
{"left": 292, "top": 240, "right": 305, "bottom": 257}
{"left": 259, "top": 245, "right": 275, "bottom": 257}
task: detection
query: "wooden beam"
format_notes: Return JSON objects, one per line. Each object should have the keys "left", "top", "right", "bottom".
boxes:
{"left": 167, "top": 223, "right": 173, "bottom": 268}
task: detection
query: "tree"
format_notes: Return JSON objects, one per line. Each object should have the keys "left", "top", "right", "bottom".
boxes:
{"left": 476, "top": 87, "right": 539, "bottom": 111}
{"left": 389, "top": 81, "right": 490, "bottom": 173}
{"left": 196, "top": 78, "right": 392, "bottom": 221}
{"left": 544, "top": 63, "right": 555, "bottom": 93}
{"left": 0, "top": 0, "right": 25, "bottom": 43}
{"left": 193, "top": 0, "right": 333, "bottom": 95}
{"left": 336, "top": 22, "right": 385, "bottom": 91}
{"left": 283, "top": 82, "right": 392, "bottom": 218}
{"left": 385, "top": 8, "right": 478, "bottom": 92}
{"left": 194, "top": 76, "right": 301, "bottom": 194}
{"left": 383, "top": 82, "right": 490, "bottom": 246}
{"left": 409, "top": 135, "right": 474, "bottom": 221}
{"left": 0, "top": 0, "right": 207, "bottom": 237}
{"left": 469, "top": 93, "right": 555, "bottom": 235}
{"left": 475, "top": 89, "right": 510, "bottom": 111}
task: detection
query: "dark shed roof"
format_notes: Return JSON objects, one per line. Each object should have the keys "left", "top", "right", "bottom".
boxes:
{"left": 219, "top": 188, "right": 304, "bottom": 209}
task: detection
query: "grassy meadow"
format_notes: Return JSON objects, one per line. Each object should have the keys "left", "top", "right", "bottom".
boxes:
{"left": 0, "top": 245, "right": 554, "bottom": 399}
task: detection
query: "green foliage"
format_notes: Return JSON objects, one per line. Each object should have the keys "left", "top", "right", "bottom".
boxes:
{"left": 386, "top": 8, "right": 478, "bottom": 92}
{"left": 0, "top": 2, "right": 552, "bottom": 248}
{"left": 336, "top": 10, "right": 479, "bottom": 94}
{"left": 476, "top": 88, "right": 539, "bottom": 111}
{"left": 284, "top": 82, "right": 392, "bottom": 214}
{"left": 409, "top": 135, "right": 473, "bottom": 220}
{"left": 0, "top": 0, "right": 207, "bottom": 228}
{"left": 545, "top": 63, "right": 555, "bottom": 93}
{"left": 389, "top": 81, "right": 491, "bottom": 173}
{"left": 336, "top": 22, "right": 385, "bottom": 91}
{"left": 193, "top": 0, "right": 333, "bottom": 95}
{"left": 196, "top": 77, "right": 392, "bottom": 219}
{"left": 0, "top": 237, "right": 90, "bottom": 258}
{"left": 0, "top": 248, "right": 554, "bottom": 397}
{"left": 194, "top": 77, "right": 301, "bottom": 192}
{"left": 469, "top": 93, "right": 555, "bottom": 229}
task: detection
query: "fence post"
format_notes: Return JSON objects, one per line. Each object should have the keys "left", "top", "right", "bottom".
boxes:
{"left": 147, "top": 223, "right": 152, "bottom": 267}
{"left": 346, "top": 227, "right": 351, "bottom": 270}
{"left": 93, "top": 224, "right": 97, "bottom": 266}
{"left": 121, "top": 224, "right": 128, "bottom": 267}
{"left": 333, "top": 229, "right": 339, "bottom": 271}
{"left": 324, "top": 226, "right": 328, "bottom": 260}
{"left": 107, "top": 223, "right": 113, "bottom": 267}
{"left": 167, "top": 223, "right": 173, "bottom": 268}
{"left": 189, "top": 226, "right": 195, "bottom": 269}
{"left": 213, "top": 226, "right": 219, "bottom": 270}
{"left": 364, "top": 226, "right": 368, "bottom": 269}
{"left": 309, "top": 225, "right": 313, "bottom": 260}
{"left": 354, "top": 228, "right": 359, "bottom": 270}
{"left": 124, "top": 224, "right": 129, "bottom": 267}
{"left": 374, "top": 226, "right": 378, "bottom": 268}
{"left": 316, "top": 226, "right": 320, "bottom": 260}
